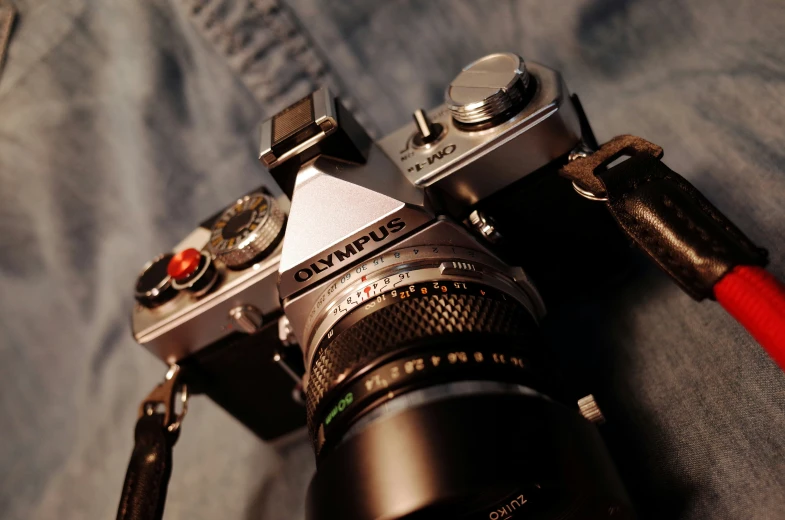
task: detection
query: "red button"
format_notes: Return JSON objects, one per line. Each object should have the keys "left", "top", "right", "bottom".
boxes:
{"left": 167, "top": 248, "right": 202, "bottom": 281}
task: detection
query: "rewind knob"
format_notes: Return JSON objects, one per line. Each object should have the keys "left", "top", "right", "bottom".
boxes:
{"left": 445, "top": 52, "right": 531, "bottom": 127}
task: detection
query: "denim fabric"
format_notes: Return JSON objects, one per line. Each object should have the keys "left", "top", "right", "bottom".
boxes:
{"left": 0, "top": 1, "right": 783, "bottom": 520}
{"left": 0, "top": 1, "right": 16, "bottom": 72}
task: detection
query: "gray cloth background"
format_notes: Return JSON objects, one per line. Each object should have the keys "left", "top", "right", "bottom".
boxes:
{"left": 1, "top": 0, "right": 784, "bottom": 519}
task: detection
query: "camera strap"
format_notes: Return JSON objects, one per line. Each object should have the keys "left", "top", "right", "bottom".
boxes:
{"left": 561, "top": 135, "right": 785, "bottom": 369}
{"left": 116, "top": 365, "right": 187, "bottom": 520}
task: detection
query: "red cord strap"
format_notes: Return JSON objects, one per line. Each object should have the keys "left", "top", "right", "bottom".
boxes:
{"left": 715, "top": 266, "right": 785, "bottom": 370}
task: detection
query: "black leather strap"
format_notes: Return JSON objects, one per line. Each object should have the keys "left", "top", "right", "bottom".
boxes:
{"left": 116, "top": 414, "right": 178, "bottom": 520}
{"left": 561, "top": 135, "right": 768, "bottom": 300}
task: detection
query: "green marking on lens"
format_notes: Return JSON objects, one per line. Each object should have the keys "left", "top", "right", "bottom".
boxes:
{"left": 324, "top": 392, "right": 354, "bottom": 426}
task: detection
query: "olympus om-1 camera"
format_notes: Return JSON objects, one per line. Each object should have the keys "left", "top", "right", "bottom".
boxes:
{"left": 132, "top": 53, "right": 636, "bottom": 519}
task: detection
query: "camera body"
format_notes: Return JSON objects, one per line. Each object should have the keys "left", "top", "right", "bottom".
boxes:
{"left": 132, "top": 53, "right": 634, "bottom": 518}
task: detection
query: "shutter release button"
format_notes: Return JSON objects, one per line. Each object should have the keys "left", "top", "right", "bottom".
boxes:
{"left": 168, "top": 248, "right": 219, "bottom": 296}
{"left": 167, "top": 248, "right": 202, "bottom": 281}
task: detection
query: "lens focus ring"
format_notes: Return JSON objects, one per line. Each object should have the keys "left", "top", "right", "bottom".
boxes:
{"left": 305, "top": 284, "right": 537, "bottom": 447}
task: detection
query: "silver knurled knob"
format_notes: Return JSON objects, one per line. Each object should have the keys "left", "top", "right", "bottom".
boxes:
{"left": 207, "top": 193, "right": 285, "bottom": 269}
{"left": 445, "top": 52, "right": 530, "bottom": 126}
{"left": 229, "top": 305, "right": 263, "bottom": 334}
{"left": 578, "top": 394, "right": 606, "bottom": 424}
{"left": 468, "top": 210, "right": 501, "bottom": 243}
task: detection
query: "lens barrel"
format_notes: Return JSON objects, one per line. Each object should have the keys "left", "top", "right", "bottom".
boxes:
{"left": 307, "top": 391, "right": 633, "bottom": 520}
{"left": 303, "top": 260, "right": 632, "bottom": 518}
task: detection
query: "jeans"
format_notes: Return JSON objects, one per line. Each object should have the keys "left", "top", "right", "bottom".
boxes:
{"left": 0, "top": 0, "right": 783, "bottom": 519}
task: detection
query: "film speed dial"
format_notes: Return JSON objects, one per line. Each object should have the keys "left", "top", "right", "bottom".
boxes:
{"left": 207, "top": 192, "right": 285, "bottom": 270}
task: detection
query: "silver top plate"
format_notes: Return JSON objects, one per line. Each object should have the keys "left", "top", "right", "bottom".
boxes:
{"left": 131, "top": 222, "right": 284, "bottom": 363}
{"left": 379, "top": 62, "right": 581, "bottom": 207}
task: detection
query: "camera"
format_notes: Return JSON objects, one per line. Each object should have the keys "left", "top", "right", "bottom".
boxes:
{"left": 132, "top": 53, "right": 636, "bottom": 519}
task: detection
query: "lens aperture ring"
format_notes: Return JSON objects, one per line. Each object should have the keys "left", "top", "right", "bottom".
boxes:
{"left": 312, "top": 339, "right": 556, "bottom": 457}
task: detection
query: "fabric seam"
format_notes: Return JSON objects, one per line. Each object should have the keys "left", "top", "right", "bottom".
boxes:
{"left": 176, "top": 0, "right": 377, "bottom": 135}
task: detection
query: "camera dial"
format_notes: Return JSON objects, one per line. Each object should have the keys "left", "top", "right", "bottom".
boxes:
{"left": 446, "top": 52, "right": 531, "bottom": 127}
{"left": 134, "top": 253, "right": 178, "bottom": 308}
{"left": 207, "top": 192, "right": 285, "bottom": 269}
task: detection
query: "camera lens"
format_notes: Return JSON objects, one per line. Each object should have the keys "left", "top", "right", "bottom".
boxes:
{"left": 302, "top": 247, "right": 633, "bottom": 519}
{"left": 306, "top": 280, "right": 542, "bottom": 453}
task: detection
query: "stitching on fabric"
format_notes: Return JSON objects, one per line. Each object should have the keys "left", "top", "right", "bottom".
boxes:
{"left": 0, "top": 1, "right": 16, "bottom": 82}
{"left": 177, "top": 0, "right": 375, "bottom": 133}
